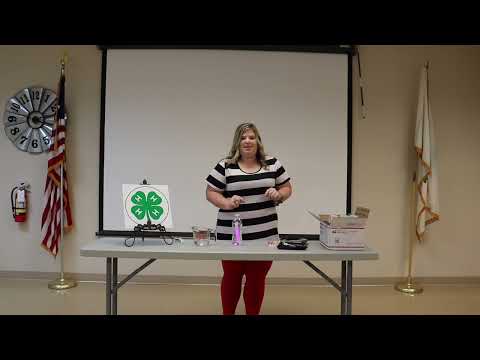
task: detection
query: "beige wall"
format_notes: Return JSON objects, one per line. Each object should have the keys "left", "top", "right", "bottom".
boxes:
{"left": 352, "top": 45, "right": 480, "bottom": 277}
{"left": 0, "top": 45, "right": 478, "bottom": 279}
{"left": 0, "top": 45, "right": 101, "bottom": 274}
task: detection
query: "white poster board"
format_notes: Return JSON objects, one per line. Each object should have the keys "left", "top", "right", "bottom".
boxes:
{"left": 122, "top": 184, "right": 173, "bottom": 229}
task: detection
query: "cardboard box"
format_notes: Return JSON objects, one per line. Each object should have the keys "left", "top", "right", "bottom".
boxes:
{"left": 308, "top": 210, "right": 368, "bottom": 229}
{"left": 317, "top": 214, "right": 367, "bottom": 229}
{"left": 308, "top": 207, "right": 370, "bottom": 250}
{"left": 319, "top": 221, "right": 366, "bottom": 250}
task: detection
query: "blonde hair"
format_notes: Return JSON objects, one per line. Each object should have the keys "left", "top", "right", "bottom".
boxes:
{"left": 225, "top": 123, "right": 268, "bottom": 169}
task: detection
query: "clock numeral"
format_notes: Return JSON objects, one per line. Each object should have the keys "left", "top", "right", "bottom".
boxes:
{"left": 42, "top": 136, "right": 50, "bottom": 145}
{"left": 10, "top": 103, "right": 20, "bottom": 113}
{"left": 19, "top": 94, "right": 29, "bottom": 105}
{"left": 10, "top": 127, "right": 20, "bottom": 136}
{"left": 43, "top": 94, "right": 50, "bottom": 103}
{"left": 33, "top": 90, "right": 40, "bottom": 100}
{"left": 31, "top": 139, "right": 38, "bottom": 148}
{"left": 19, "top": 136, "right": 28, "bottom": 144}
{"left": 8, "top": 115, "right": 17, "bottom": 123}
{"left": 50, "top": 104, "right": 57, "bottom": 113}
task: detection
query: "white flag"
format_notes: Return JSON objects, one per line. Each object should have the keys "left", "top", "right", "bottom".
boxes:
{"left": 414, "top": 63, "right": 439, "bottom": 241}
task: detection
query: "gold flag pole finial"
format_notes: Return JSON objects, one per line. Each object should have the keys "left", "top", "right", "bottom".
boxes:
{"left": 61, "top": 53, "right": 67, "bottom": 75}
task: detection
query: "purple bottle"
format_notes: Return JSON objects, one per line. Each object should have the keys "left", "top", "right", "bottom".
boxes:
{"left": 232, "top": 214, "right": 242, "bottom": 246}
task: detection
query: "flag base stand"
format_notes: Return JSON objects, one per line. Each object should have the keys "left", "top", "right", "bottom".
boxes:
{"left": 48, "top": 277, "right": 77, "bottom": 290}
{"left": 394, "top": 280, "right": 423, "bottom": 295}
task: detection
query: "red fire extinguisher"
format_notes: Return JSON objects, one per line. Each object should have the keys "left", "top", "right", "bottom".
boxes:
{"left": 11, "top": 182, "right": 30, "bottom": 223}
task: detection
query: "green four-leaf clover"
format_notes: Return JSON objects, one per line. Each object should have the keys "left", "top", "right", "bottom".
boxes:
{"left": 130, "top": 191, "right": 164, "bottom": 222}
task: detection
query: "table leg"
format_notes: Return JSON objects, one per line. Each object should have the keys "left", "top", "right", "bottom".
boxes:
{"left": 346, "top": 261, "right": 353, "bottom": 315}
{"left": 106, "top": 258, "right": 112, "bottom": 315}
{"left": 112, "top": 258, "right": 118, "bottom": 315}
{"left": 341, "top": 261, "right": 346, "bottom": 315}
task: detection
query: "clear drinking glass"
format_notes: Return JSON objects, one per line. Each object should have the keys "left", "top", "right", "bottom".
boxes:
{"left": 192, "top": 226, "right": 216, "bottom": 246}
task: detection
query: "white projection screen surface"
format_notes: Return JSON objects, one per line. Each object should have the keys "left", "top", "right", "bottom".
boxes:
{"left": 101, "top": 48, "right": 351, "bottom": 237}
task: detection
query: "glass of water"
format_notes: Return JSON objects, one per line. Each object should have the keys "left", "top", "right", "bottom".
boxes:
{"left": 192, "top": 226, "right": 216, "bottom": 246}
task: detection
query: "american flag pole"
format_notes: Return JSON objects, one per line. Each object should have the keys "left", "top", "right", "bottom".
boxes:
{"left": 58, "top": 57, "right": 65, "bottom": 280}
{"left": 47, "top": 54, "right": 77, "bottom": 290}
{"left": 60, "top": 151, "right": 64, "bottom": 280}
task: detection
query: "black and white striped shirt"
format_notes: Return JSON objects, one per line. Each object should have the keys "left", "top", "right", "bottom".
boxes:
{"left": 206, "top": 156, "right": 290, "bottom": 242}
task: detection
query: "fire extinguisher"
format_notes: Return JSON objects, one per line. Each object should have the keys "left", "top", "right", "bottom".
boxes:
{"left": 11, "top": 182, "right": 30, "bottom": 223}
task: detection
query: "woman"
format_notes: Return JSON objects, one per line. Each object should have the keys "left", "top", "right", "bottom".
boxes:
{"left": 206, "top": 123, "right": 292, "bottom": 315}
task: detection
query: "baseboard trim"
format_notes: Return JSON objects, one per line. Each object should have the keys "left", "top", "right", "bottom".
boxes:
{"left": 1, "top": 271, "right": 480, "bottom": 287}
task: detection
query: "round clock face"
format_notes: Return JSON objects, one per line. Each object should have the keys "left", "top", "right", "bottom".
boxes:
{"left": 3, "top": 87, "right": 57, "bottom": 153}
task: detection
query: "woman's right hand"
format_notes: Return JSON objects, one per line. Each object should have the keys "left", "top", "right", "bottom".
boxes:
{"left": 224, "top": 195, "right": 245, "bottom": 210}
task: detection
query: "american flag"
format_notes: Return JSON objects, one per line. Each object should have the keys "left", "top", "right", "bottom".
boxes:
{"left": 41, "top": 69, "right": 73, "bottom": 257}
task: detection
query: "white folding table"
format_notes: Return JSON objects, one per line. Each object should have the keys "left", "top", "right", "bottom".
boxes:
{"left": 80, "top": 237, "right": 379, "bottom": 315}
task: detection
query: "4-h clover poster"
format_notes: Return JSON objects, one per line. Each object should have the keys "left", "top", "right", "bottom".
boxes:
{"left": 122, "top": 184, "right": 173, "bottom": 229}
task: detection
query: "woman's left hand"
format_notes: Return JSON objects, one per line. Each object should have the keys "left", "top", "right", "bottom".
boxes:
{"left": 265, "top": 188, "right": 283, "bottom": 202}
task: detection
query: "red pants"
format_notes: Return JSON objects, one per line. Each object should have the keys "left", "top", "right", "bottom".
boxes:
{"left": 221, "top": 260, "right": 272, "bottom": 315}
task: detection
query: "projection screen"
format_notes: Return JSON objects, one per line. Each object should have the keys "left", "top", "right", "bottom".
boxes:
{"left": 99, "top": 46, "right": 352, "bottom": 238}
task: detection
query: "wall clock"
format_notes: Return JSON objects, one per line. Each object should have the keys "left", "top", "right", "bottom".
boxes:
{"left": 3, "top": 87, "right": 57, "bottom": 153}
